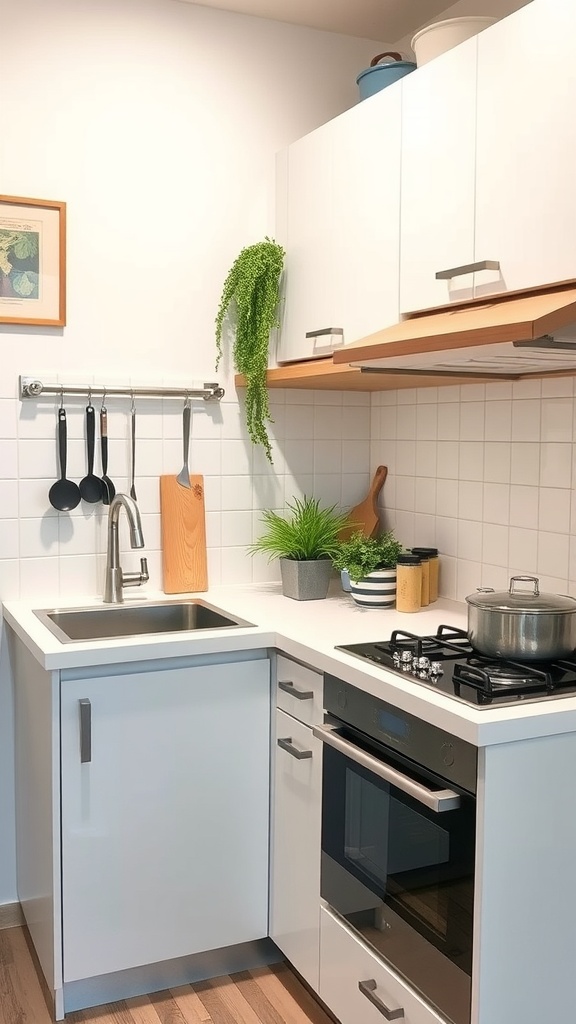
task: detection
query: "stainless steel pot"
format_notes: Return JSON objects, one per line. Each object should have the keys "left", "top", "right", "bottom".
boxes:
{"left": 466, "top": 576, "right": 576, "bottom": 661}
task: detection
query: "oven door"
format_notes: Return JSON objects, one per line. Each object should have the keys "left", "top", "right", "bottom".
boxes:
{"left": 314, "top": 721, "right": 475, "bottom": 1024}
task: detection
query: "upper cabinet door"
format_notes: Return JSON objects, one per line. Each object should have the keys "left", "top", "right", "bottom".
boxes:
{"left": 277, "top": 121, "right": 336, "bottom": 364}
{"left": 399, "top": 39, "right": 478, "bottom": 314}
{"left": 474, "top": 1, "right": 576, "bottom": 299}
{"left": 331, "top": 86, "right": 402, "bottom": 345}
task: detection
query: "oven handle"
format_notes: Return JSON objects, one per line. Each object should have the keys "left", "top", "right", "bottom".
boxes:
{"left": 312, "top": 724, "right": 461, "bottom": 813}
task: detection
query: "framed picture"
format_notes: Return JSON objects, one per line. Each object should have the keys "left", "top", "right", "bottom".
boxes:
{"left": 0, "top": 194, "right": 66, "bottom": 326}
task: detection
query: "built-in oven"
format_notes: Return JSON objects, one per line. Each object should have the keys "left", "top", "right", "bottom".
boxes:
{"left": 315, "top": 674, "right": 478, "bottom": 1024}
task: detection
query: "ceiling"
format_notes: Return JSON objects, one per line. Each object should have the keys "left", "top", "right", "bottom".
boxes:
{"left": 173, "top": 0, "right": 474, "bottom": 44}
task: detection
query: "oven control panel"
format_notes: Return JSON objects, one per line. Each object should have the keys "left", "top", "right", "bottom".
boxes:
{"left": 324, "top": 674, "right": 477, "bottom": 795}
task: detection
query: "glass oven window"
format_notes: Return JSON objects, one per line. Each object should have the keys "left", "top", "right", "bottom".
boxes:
{"left": 321, "top": 736, "right": 475, "bottom": 1024}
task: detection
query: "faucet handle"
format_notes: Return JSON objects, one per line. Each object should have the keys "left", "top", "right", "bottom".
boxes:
{"left": 140, "top": 557, "right": 149, "bottom": 582}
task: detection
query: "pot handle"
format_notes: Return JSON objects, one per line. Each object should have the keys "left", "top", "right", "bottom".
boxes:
{"left": 509, "top": 575, "right": 540, "bottom": 596}
{"left": 370, "top": 51, "right": 403, "bottom": 66}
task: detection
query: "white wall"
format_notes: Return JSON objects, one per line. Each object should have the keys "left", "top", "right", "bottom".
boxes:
{"left": 0, "top": 0, "right": 380, "bottom": 904}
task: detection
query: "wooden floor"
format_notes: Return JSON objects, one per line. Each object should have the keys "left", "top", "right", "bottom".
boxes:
{"left": 0, "top": 927, "right": 335, "bottom": 1024}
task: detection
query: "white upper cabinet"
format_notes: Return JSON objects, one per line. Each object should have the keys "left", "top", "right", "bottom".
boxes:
{"left": 277, "top": 121, "right": 336, "bottom": 364}
{"left": 330, "top": 86, "right": 402, "bottom": 345}
{"left": 399, "top": 38, "right": 478, "bottom": 314}
{"left": 474, "top": 1, "right": 576, "bottom": 299}
{"left": 276, "top": 84, "right": 402, "bottom": 364}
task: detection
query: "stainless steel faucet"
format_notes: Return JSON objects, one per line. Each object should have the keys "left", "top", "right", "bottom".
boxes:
{"left": 103, "top": 493, "right": 149, "bottom": 603}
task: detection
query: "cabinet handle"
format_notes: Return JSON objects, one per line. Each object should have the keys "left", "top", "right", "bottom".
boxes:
{"left": 79, "top": 699, "right": 91, "bottom": 763}
{"left": 435, "top": 259, "right": 500, "bottom": 280}
{"left": 358, "top": 980, "right": 405, "bottom": 1020}
{"left": 278, "top": 679, "right": 314, "bottom": 701}
{"left": 277, "top": 737, "right": 313, "bottom": 760}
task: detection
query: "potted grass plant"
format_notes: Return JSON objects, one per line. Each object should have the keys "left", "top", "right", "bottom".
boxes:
{"left": 250, "top": 495, "right": 350, "bottom": 600}
{"left": 215, "top": 237, "right": 285, "bottom": 464}
{"left": 331, "top": 531, "right": 404, "bottom": 607}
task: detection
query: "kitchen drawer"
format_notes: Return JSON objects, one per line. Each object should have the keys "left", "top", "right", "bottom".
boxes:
{"left": 270, "top": 709, "right": 322, "bottom": 989}
{"left": 276, "top": 654, "right": 323, "bottom": 726}
{"left": 319, "top": 906, "right": 445, "bottom": 1024}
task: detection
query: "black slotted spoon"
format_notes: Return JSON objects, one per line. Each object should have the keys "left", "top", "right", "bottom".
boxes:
{"left": 49, "top": 406, "right": 81, "bottom": 511}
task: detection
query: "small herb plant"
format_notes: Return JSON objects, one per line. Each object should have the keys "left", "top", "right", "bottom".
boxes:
{"left": 215, "top": 237, "right": 285, "bottom": 463}
{"left": 250, "top": 496, "right": 350, "bottom": 562}
{"left": 331, "top": 531, "right": 403, "bottom": 582}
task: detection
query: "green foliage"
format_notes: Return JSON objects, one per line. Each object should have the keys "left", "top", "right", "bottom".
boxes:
{"left": 215, "top": 237, "right": 285, "bottom": 463}
{"left": 331, "top": 530, "right": 403, "bottom": 581}
{"left": 250, "top": 495, "right": 350, "bottom": 562}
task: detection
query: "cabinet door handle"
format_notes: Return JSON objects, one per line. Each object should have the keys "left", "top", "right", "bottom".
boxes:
{"left": 435, "top": 259, "right": 500, "bottom": 280}
{"left": 278, "top": 679, "right": 314, "bottom": 701}
{"left": 277, "top": 737, "right": 313, "bottom": 760}
{"left": 358, "top": 980, "right": 405, "bottom": 1020}
{"left": 79, "top": 699, "right": 91, "bottom": 763}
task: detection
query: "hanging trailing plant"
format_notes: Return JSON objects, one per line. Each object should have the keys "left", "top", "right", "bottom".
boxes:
{"left": 215, "top": 237, "right": 285, "bottom": 463}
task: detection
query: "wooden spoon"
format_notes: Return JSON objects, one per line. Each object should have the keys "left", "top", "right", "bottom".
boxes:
{"left": 48, "top": 408, "right": 81, "bottom": 511}
{"left": 338, "top": 465, "right": 388, "bottom": 541}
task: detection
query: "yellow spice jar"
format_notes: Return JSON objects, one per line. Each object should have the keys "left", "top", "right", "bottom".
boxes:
{"left": 412, "top": 547, "right": 439, "bottom": 603}
{"left": 395, "top": 554, "right": 422, "bottom": 613}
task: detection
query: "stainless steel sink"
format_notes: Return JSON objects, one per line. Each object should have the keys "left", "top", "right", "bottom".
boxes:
{"left": 33, "top": 600, "right": 255, "bottom": 644}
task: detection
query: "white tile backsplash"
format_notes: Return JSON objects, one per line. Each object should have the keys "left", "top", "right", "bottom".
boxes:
{"left": 510, "top": 485, "right": 539, "bottom": 530}
{"left": 511, "top": 399, "right": 541, "bottom": 441}
{"left": 8, "top": 375, "right": 576, "bottom": 606}
{"left": 373, "top": 384, "right": 576, "bottom": 599}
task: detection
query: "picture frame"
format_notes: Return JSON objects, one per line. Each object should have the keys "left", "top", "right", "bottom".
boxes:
{"left": 0, "top": 194, "right": 66, "bottom": 326}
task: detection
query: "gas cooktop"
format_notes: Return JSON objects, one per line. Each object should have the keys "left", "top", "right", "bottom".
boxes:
{"left": 337, "top": 625, "right": 576, "bottom": 708}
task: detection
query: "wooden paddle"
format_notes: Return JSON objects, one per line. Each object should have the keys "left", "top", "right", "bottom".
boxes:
{"left": 338, "top": 465, "right": 388, "bottom": 541}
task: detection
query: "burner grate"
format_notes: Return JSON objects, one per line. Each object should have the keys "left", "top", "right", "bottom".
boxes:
{"left": 336, "top": 626, "right": 576, "bottom": 707}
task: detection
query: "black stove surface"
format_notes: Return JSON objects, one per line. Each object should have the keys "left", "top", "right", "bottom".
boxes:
{"left": 337, "top": 625, "right": 576, "bottom": 708}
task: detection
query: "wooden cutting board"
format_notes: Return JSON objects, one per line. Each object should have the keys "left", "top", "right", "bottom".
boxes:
{"left": 160, "top": 474, "right": 208, "bottom": 593}
{"left": 338, "top": 465, "right": 388, "bottom": 541}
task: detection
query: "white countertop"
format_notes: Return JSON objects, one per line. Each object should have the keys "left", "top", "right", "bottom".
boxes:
{"left": 6, "top": 581, "right": 576, "bottom": 747}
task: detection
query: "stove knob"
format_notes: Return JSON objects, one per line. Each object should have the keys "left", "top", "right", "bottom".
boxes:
{"left": 430, "top": 661, "right": 443, "bottom": 675}
{"left": 393, "top": 652, "right": 401, "bottom": 666}
{"left": 416, "top": 656, "right": 430, "bottom": 670}
{"left": 401, "top": 650, "right": 413, "bottom": 664}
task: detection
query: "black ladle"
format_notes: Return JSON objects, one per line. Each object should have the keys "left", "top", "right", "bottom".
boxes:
{"left": 100, "top": 406, "right": 115, "bottom": 505}
{"left": 48, "top": 407, "right": 81, "bottom": 511}
{"left": 79, "top": 404, "right": 103, "bottom": 503}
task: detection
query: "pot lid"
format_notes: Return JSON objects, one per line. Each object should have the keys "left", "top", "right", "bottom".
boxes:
{"left": 466, "top": 576, "right": 576, "bottom": 614}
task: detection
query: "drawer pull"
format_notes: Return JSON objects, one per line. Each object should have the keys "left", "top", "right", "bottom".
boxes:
{"left": 358, "top": 979, "right": 405, "bottom": 1020}
{"left": 278, "top": 679, "right": 314, "bottom": 701}
{"left": 277, "top": 737, "right": 313, "bottom": 760}
{"left": 435, "top": 258, "right": 500, "bottom": 280}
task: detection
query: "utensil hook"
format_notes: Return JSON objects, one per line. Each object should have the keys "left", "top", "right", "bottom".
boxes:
{"left": 184, "top": 392, "right": 191, "bottom": 411}
{"left": 59, "top": 386, "right": 64, "bottom": 409}
{"left": 87, "top": 386, "right": 92, "bottom": 407}
{"left": 100, "top": 388, "right": 107, "bottom": 413}
{"left": 131, "top": 390, "right": 136, "bottom": 414}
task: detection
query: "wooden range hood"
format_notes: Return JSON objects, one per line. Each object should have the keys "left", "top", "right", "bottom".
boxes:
{"left": 333, "top": 281, "right": 576, "bottom": 380}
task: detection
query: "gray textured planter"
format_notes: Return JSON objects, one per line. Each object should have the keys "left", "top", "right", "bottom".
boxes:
{"left": 279, "top": 557, "right": 333, "bottom": 601}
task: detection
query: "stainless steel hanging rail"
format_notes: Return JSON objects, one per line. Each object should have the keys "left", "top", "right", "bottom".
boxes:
{"left": 19, "top": 376, "right": 225, "bottom": 401}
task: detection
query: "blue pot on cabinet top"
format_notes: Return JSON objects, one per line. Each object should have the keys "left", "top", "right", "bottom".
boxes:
{"left": 356, "top": 51, "right": 417, "bottom": 101}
